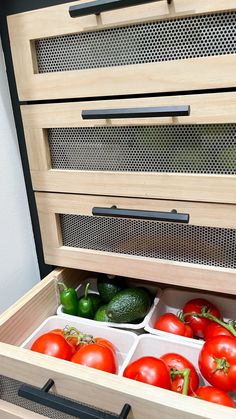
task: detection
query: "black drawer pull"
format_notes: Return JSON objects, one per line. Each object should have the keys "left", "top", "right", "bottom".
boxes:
{"left": 18, "top": 379, "right": 131, "bottom": 419}
{"left": 82, "top": 106, "right": 190, "bottom": 120}
{"left": 92, "top": 207, "right": 190, "bottom": 223}
{"left": 69, "top": 0, "right": 172, "bottom": 18}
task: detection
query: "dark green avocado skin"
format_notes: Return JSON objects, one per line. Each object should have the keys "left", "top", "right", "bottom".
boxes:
{"left": 97, "top": 274, "right": 124, "bottom": 303}
{"left": 106, "top": 288, "right": 151, "bottom": 323}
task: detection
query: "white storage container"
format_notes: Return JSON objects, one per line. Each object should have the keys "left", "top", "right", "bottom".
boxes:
{"left": 145, "top": 288, "right": 236, "bottom": 344}
{"left": 21, "top": 315, "right": 138, "bottom": 375}
{"left": 57, "top": 276, "right": 161, "bottom": 331}
{"left": 120, "top": 334, "right": 236, "bottom": 403}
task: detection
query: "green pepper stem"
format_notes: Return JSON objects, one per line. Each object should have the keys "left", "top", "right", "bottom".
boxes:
{"left": 182, "top": 308, "right": 236, "bottom": 337}
{"left": 171, "top": 368, "right": 191, "bottom": 396}
{"left": 57, "top": 282, "right": 68, "bottom": 292}
{"left": 84, "top": 283, "right": 90, "bottom": 300}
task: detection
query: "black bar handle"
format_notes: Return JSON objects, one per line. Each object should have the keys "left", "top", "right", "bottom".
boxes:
{"left": 69, "top": 0, "right": 172, "bottom": 18}
{"left": 82, "top": 106, "right": 190, "bottom": 120}
{"left": 18, "top": 379, "right": 131, "bottom": 419}
{"left": 92, "top": 206, "right": 190, "bottom": 223}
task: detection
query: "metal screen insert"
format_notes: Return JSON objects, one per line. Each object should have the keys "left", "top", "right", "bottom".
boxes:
{"left": 0, "top": 375, "right": 115, "bottom": 419}
{"left": 0, "top": 376, "right": 77, "bottom": 419}
{"left": 35, "top": 12, "right": 236, "bottom": 73}
{"left": 48, "top": 124, "right": 236, "bottom": 175}
{"left": 60, "top": 214, "right": 236, "bottom": 269}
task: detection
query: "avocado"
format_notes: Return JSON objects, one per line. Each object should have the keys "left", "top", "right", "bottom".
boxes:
{"left": 97, "top": 274, "right": 124, "bottom": 303}
{"left": 106, "top": 288, "right": 151, "bottom": 323}
{"left": 94, "top": 305, "right": 110, "bottom": 322}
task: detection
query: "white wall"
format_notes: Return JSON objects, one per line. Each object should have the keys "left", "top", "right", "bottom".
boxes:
{"left": 0, "top": 39, "right": 40, "bottom": 313}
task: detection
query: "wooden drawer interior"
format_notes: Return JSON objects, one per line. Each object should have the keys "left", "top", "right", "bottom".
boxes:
{"left": 0, "top": 267, "right": 236, "bottom": 419}
{"left": 35, "top": 192, "right": 236, "bottom": 294}
{"left": 21, "top": 93, "right": 236, "bottom": 203}
{"left": 8, "top": 0, "right": 236, "bottom": 100}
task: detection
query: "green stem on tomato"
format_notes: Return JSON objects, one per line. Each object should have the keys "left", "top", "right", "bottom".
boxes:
{"left": 171, "top": 368, "right": 191, "bottom": 396}
{"left": 212, "top": 356, "right": 230, "bottom": 374}
{"left": 181, "top": 307, "right": 236, "bottom": 337}
{"left": 63, "top": 326, "right": 94, "bottom": 344}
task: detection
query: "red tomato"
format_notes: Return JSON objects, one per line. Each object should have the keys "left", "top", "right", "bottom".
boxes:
{"left": 160, "top": 353, "right": 199, "bottom": 395}
{"left": 31, "top": 332, "right": 74, "bottom": 360}
{"left": 123, "top": 357, "right": 171, "bottom": 389}
{"left": 154, "top": 313, "right": 193, "bottom": 338}
{"left": 183, "top": 298, "right": 221, "bottom": 338}
{"left": 50, "top": 329, "right": 78, "bottom": 349}
{"left": 184, "top": 325, "right": 194, "bottom": 338}
{"left": 203, "top": 323, "right": 233, "bottom": 341}
{"left": 193, "top": 386, "right": 234, "bottom": 408}
{"left": 198, "top": 336, "right": 236, "bottom": 392}
{"left": 71, "top": 344, "right": 117, "bottom": 374}
{"left": 94, "top": 337, "right": 116, "bottom": 355}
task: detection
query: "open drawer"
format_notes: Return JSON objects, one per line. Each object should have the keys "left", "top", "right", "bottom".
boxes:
{"left": 8, "top": 0, "right": 236, "bottom": 101}
{"left": 35, "top": 192, "right": 236, "bottom": 295}
{"left": 0, "top": 267, "right": 236, "bottom": 419}
{"left": 21, "top": 93, "right": 236, "bottom": 204}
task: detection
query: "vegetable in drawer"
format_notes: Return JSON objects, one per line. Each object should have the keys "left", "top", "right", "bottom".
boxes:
{"left": 58, "top": 282, "right": 78, "bottom": 316}
{"left": 97, "top": 274, "right": 124, "bottom": 303}
{"left": 77, "top": 283, "right": 95, "bottom": 319}
{"left": 30, "top": 325, "right": 118, "bottom": 374}
{"left": 107, "top": 287, "right": 151, "bottom": 323}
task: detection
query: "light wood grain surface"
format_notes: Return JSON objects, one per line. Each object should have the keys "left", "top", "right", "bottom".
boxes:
{"left": 21, "top": 93, "right": 236, "bottom": 203}
{"left": 34, "top": 193, "right": 236, "bottom": 295}
{"left": 0, "top": 342, "right": 235, "bottom": 419}
{"left": 8, "top": 1, "right": 236, "bottom": 100}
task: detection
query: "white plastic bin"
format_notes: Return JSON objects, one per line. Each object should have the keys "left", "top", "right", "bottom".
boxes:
{"left": 57, "top": 276, "right": 161, "bottom": 331}
{"left": 20, "top": 315, "right": 138, "bottom": 375}
{"left": 145, "top": 288, "right": 236, "bottom": 344}
{"left": 120, "top": 334, "right": 236, "bottom": 404}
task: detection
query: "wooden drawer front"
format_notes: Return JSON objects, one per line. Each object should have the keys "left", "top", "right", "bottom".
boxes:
{"left": 0, "top": 267, "right": 235, "bottom": 419}
{"left": 35, "top": 193, "right": 236, "bottom": 294}
{"left": 21, "top": 93, "right": 236, "bottom": 204}
{"left": 8, "top": 0, "right": 236, "bottom": 101}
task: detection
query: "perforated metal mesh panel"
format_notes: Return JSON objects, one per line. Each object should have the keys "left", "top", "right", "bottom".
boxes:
{"left": 0, "top": 375, "right": 115, "bottom": 418}
{"left": 48, "top": 124, "right": 236, "bottom": 174}
{"left": 0, "top": 376, "right": 77, "bottom": 418}
{"left": 35, "top": 12, "right": 236, "bottom": 73}
{"left": 60, "top": 214, "right": 236, "bottom": 269}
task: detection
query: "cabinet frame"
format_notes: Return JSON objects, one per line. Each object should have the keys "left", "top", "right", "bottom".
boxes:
{"left": 34, "top": 192, "right": 236, "bottom": 295}
{"left": 21, "top": 93, "right": 236, "bottom": 204}
{"left": 8, "top": 0, "right": 236, "bottom": 101}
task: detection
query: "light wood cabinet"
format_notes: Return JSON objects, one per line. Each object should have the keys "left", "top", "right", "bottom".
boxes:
{"left": 21, "top": 92, "right": 236, "bottom": 203}
{"left": 7, "top": 0, "right": 236, "bottom": 100}
{"left": 34, "top": 192, "right": 236, "bottom": 295}
{"left": 3, "top": 1, "right": 236, "bottom": 417}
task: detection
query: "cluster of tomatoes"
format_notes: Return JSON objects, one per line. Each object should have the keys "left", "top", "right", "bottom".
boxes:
{"left": 30, "top": 296, "right": 236, "bottom": 409}
{"left": 123, "top": 339, "right": 235, "bottom": 408}
{"left": 31, "top": 327, "right": 118, "bottom": 374}
{"left": 154, "top": 298, "right": 234, "bottom": 341}
{"left": 142, "top": 297, "right": 236, "bottom": 408}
